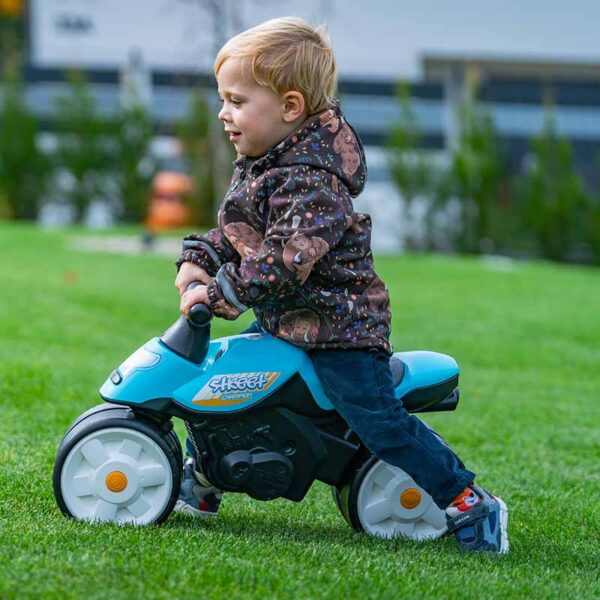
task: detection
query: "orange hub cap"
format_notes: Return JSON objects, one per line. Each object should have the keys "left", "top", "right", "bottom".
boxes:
{"left": 400, "top": 488, "right": 422, "bottom": 509}
{"left": 105, "top": 470, "right": 128, "bottom": 493}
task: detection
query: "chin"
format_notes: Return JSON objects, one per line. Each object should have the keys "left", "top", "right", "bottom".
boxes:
{"left": 237, "top": 142, "right": 266, "bottom": 158}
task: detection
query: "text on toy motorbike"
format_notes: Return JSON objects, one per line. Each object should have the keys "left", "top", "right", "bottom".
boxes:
{"left": 206, "top": 372, "right": 281, "bottom": 395}
{"left": 209, "top": 373, "right": 268, "bottom": 393}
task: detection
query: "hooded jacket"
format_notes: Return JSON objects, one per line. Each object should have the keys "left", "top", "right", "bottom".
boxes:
{"left": 176, "top": 102, "right": 392, "bottom": 354}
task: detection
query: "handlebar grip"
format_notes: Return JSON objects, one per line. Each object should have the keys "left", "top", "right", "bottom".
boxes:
{"left": 188, "top": 303, "right": 212, "bottom": 327}
{"left": 186, "top": 281, "right": 213, "bottom": 327}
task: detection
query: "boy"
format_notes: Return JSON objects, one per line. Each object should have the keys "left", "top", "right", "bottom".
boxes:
{"left": 174, "top": 17, "right": 508, "bottom": 553}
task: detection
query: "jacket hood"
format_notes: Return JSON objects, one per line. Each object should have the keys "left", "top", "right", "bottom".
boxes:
{"left": 237, "top": 102, "right": 368, "bottom": 197}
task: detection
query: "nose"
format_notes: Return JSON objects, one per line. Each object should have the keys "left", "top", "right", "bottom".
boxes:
{"left": 218, "top": 104, "right": 230, "bottom": 122}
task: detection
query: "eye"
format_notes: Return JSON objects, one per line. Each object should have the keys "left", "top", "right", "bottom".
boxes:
{"left": 231, "top": 99, "right": 242, "bottom": 106}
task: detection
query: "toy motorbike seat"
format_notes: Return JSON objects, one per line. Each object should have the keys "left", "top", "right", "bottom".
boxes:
{"left": 392, "top": 352, "right": 459, "bottom": 413}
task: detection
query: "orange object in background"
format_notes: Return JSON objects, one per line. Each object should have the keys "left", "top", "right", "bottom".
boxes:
{"left": 0, "top": 0, "right": 22, "bottom": 17}
{"left": 145, "top": 171, "right": 193, "bottom": 232}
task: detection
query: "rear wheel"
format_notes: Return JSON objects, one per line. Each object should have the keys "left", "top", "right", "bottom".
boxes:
{"left": 54, "top": 405, "right": 181, "bottom": 525}
{"left": 333, "top": 456, "right": 447, "bottom": 541}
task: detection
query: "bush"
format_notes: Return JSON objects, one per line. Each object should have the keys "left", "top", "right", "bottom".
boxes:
{"left": 386, "top": 84, "right": 433, "bottom": 250}
{"left": 518, "top": 115, "right": 591, "bottom": 262}
{"left": 113, "top": 101, "right": 157, "bottom": 223}
{"left": 387, "top": 90, "right": 511, "bottom": 254}
{"left": 0, "top": 66, "right": 50, "bottom": 220}
{"left": 53, "top": 71, "right": 114, "bottom": 223}
{"left": 177, "top": 89, "right": 236, "bottom": 226}
{"left": 178, "top": 90, "right": 215, "bottom": 227}
{"left": 446, "top": 99, "right": 508, "bottom": 254}
{"left": 177, "top": 90, "right": 216, "bottom": 226}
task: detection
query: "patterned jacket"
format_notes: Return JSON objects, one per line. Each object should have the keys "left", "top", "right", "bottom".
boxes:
{"left": 176, "top": 102, "right": 392, "bottom": 354}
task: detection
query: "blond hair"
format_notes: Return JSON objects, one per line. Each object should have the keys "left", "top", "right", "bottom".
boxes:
{"left": 214, "top": 17, "right": 337, "bottom": 115}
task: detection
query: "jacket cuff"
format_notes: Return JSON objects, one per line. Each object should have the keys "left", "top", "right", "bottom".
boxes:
{"left": 175, "top": 248, "right": 218, "bottom": 276}
{"left": 206, "top": 279, "right": 245, "bottom": 321}
{"left": 206, "top": 279, "right": 224, "bottom": 309}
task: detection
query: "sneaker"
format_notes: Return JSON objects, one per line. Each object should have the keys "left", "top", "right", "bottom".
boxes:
{"left": 446, "top": 485, "right": 509, "bottom": 553}
{"left": 173, "top": 457, "right": 223, "bottom": 517}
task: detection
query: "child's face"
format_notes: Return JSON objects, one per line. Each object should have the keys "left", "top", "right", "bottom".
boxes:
{"left": 217, "top": 58, "right": 302, "bottom": 158}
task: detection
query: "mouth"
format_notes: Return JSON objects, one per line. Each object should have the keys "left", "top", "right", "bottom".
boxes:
{"left": 226, "top": 130, "right": 241, "bottom": 142}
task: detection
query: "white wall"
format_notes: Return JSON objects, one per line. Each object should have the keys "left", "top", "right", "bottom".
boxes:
{"left": 31, "top": 0, "right": 600, "bottom": 79}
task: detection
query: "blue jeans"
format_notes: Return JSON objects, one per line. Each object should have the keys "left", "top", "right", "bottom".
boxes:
{"left": 308, "top": 347, "right": 475, "bottom": 509}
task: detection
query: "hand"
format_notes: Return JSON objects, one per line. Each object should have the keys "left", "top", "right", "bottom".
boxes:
{"left": 180, "top": 285, "right": 209, "bottom": 318}
{"left": 175, "top": 262, "right": 212, "bottom": 296}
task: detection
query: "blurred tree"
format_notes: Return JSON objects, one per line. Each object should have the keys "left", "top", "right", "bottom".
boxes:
{"left": 53, "top": 71, "right": 114, "bottom": 223}
{"left": 0, "top": 66, "right": 50, "bottom": 219}
{"left": 448, "top": 98, "right": 506, "bottom": 254}
{"left": 177, "top": 89, "right": 234, "bottom": 226}
{"left": 180, "top": 0, "right": 237, "bottom": 222}
{"left": 113, "top": 101, "right": 157, "bottom": 222}
{"left": 519, "top": 115, "right": 591, "bottom": 262}
{"left": 386, "top": 84, "right": 433, "bottom": 250}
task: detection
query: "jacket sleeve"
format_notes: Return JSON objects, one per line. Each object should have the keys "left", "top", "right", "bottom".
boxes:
{"left": 175, "top": 227, "right": 240, "bottom": 276}
{"left": 206, "top": 170, "right": 351, "bottom": 320}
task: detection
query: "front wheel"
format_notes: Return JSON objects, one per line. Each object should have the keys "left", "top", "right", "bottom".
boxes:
{"left": 53, "top": 407, "right": 181, "bottom": 525}
{"left": 333, "top": 456, "right": 447, "bottom": 541}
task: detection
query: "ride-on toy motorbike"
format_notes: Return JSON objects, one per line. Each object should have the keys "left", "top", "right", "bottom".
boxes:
{"left": 54, "top": 286, "right": 462, "bottom": 541}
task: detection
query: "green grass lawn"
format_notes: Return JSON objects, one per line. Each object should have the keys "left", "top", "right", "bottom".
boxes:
{"left": 0, "top": 222, "right": 598, "bottom": 599}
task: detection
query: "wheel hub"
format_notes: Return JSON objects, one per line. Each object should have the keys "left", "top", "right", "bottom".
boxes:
{"left": 93, "top": 458, "right": 141, "bottom": 503}
{"left": 400, "top": 487, "right": 422, "bottom": 509}
{"left": 388, "top": 478, "right": 430, "bottom": 520}
{"left": 105, "top": 470, "right": 128, "bottom": 493}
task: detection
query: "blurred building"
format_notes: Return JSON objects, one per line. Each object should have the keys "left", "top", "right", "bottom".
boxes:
{"left": 6, "top": 0, "right": 600, "bottom": 244}
{"left": 424, "top": 56, "right": 600, "bottom": 184}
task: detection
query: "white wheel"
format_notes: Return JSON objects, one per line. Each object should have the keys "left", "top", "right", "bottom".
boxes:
{"left": 355, "top": 459, "right": 447, "bottom": 541}
{"left": 58, "top": 426, "right": 176, "bottom": 525}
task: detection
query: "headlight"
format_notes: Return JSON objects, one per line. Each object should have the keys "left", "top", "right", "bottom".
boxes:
{"left": 118, "top": 347, "right": 160, "bottom": 379}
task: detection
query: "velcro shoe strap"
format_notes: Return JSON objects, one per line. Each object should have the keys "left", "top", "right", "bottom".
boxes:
{"left": 446, "top": 502, "right": 490, "bottom": 533}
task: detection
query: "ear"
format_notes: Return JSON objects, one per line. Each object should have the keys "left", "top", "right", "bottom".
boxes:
{"left": 281, "top": 91, "right": 306, "bottom": 123}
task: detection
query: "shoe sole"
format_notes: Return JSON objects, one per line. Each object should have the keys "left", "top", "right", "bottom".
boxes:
{"left": 495, "top": 496, "right": 509, "bottom": 554}
{"left": 173, "top": 499, "right": 218, "bottom": 518}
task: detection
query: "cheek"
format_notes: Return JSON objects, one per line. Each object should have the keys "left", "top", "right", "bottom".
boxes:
{"left": 231, "top": 104, "right": 252, "bottom": 128}
{"left": 237, "top": 103, "right": 260, "bottom": 126}
{"left": 233, "top": 107, "right": 247, "bottom": 127}
{"left": 240, "top": 113, "right": 264, "bottom": 141}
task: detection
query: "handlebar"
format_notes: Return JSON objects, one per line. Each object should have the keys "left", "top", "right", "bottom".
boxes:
{"left": 186, "top": 281, "right": 213, "bottom": 328}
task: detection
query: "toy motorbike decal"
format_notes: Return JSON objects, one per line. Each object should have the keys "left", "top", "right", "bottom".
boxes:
{"left": 192, "top": 371, "right": 281, "bottom": 406}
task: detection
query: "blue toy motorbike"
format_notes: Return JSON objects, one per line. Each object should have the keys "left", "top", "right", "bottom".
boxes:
{"left": 53, "top": 288, "right": 461, "bottom": 541}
